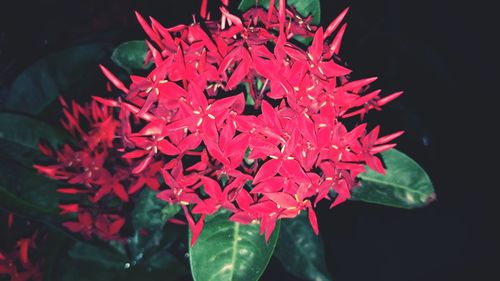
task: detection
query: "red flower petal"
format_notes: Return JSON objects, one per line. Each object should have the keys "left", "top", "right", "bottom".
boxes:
{"left": 59, "top": 204, "right": 79, "bottom": 214}
{"left": 113, "top": 182, "right": 129, "bottom": 202}
{"left": 253, "top": 159, "right": 281, "bottom": 184}
{"left": 178, "top": 133, "right": 203, "bottom": 152}
{"left": 251, "top": 177, "right": 284, "bottom": 194}
{"left": 109, "top": 218, "right": 125, "bottom": 235}
{"left": 200, "top": 176, "right": 222, "bottom": 201}
{"left": 63, "top": 221, "right": 84, "bottom": 232}
{"left": 309, "top": 27, "right": 324, "bottom": 61}
{"left": 375, "top": 131, "right": 404, "bottom": 145}
{"left": 135, "top": 11, "right": 163, "bottom": 47}
{"left": 226, "top": 59, "right": 249, "bottom": 90}
{"left": 230, "top": 212, "right": 254, "bottom": 224}
{"left": 168, "top": 218, "right": 186, "bottom": 225}
{"left": 279, "top": 159, "right": 309, "bottom": 184}
{"left": 366, "top": 155, "right": 385, "bottom": 174}
{"left": 18, "top": 238, "right": 30, "bottom": 264}
{"left": 236, "top": 189, "right": 253, "bottom": 210}
{"left": 307, "top": 204, "right": 319, "bottom": 235}
{"left": 157, "top": 139, "right": 180, "bottom": 156}
{"left": 122, "top": 149, "right": 149, "bottom": 159}
{"left": 377, "top": 91, "right": 403, "bottom": 107}
{"left": 264, "top": 192, "right": 297, "bottom": 209}
{"left": 328, "top": 23, "right": 347, "bottom": 56}
{"left": 324, "top": 7, "right": 349, "bottom": 39}
{"left": 99, "top": 65, "right": 128, "bottom": 94}
{"left": 132, "top": 152, "right": 154, "bottom": 174}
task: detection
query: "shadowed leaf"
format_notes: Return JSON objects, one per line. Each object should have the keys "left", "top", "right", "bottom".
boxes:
{"left": 2, "top": 43, "right": 110, "bottom": 115}
{"left": 275, "top": 213, "right": 331, "bottom": 281}
{"left": 0, "top": 113, "right": 70, "bottom": 150}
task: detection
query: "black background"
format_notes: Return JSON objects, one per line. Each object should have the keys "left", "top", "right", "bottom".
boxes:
{"left": 0, "top": 0, "right": 497, "bottom": 280}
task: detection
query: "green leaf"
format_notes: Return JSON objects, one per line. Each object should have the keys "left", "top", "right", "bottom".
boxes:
{"left": 161, "top": 203, "right": 181, "bottom": 221}
{"left": 352, "top": 149, "right": 436, "bottom": 209}
{"left": 127, "top": 224, "right": 182, "bottom": 263}
{"left": 189, "top": 210, "right": 280, "bottom": 281}
{"left": 243, "top": 83, "right": 255, "bottom": 106}
{"left": 129, "top": 189, "right": 182, "bottom": 263}
{"left": 275, "top": 214, "right": 332, "bottom": 281}
{"left": 0, "top": 104, "right": 77, "bottom": 223}
{"left": 0, "top": 112, "right": 70, "bottom": 150}
{"left": 68, "top": 242, "right": 128, "bottom": 270}
{"left": 245, "top": 92, "right": 255, "bottom": 106}
{"left": 2, "top": 43, "right": 110, "bottom": 115}
{"left": 59, "top": 241, "right": 187, "bottom": 281}
{"left": 146, "top": 251, "right": 188, "bottom": 280}
{"left": 132, "top": 188, "right": 177, "bottom": 231}
{"left": 0, "top": 184, "right": 55, "bottom": 216}
{"left": 238, "top": 0, "right": 321, "bottom": 25}
{"left": 111, "top": 40, "right": 149, "bottom": 73}
{"left": 294, "top": 35, "right": 313, "bottom": 45}
{"left": 0, "top": 139, "right": 40, "bottom": 168}
{"left": 0, "top": 112, "right": 71, "bottom": 168}
{"left": 0, "top": 156, "right": 59, "bottom": 216}
{"left": 56, "top": 259, "right": 120, "bottom": 281}
{"left": 40, "top": 229, "right": 73, "bottom": 281}
{"left": 56, "top": 254, "right": 186, "bottom": 281}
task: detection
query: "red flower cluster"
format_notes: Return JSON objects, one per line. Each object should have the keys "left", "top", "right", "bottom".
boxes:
{"left": 36, "top": 0, "right": 402, "bottom": 245}
{"left": 35, "top": 98, "right": 129, "bottom": 240}
{"left": 96, "top": 0, "right": 402, "bottom": 244}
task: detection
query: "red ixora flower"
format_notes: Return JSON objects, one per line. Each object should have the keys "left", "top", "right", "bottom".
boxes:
{"left": 36, "top": 0, "right": 403, "bottom": 246}
{"left": 34, "top": 98, "right": 132, "bottom": 240}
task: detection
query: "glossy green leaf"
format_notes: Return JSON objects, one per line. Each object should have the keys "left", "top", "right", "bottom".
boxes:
{"left": 0, "top": 112, "right": 70, "bottom": 150}
{"left": 275, "top": 214, "right": 331, "bottom": 281}
{"left": 352, "top": 149, "right": 435, "bottom": 208}
{"left": 189, "top": 210, "right": 280, "bottom": 281}
{"left": 2, "top": 43, "right": 110, "bottom": 115}
{"left": 238, "top": 0, "right": 321, "bottom": 25}
{"left": 111, "top": 40, "right": 149, "bottom": 73}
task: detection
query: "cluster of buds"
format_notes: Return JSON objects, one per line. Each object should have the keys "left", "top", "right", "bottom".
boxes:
{"left": 37, "top": 0, "right": 402, "bottom": 245}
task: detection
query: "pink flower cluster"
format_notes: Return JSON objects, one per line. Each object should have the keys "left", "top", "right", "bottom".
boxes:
{"left": 37, "top": 0, "right": 403, "bottom": 245}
